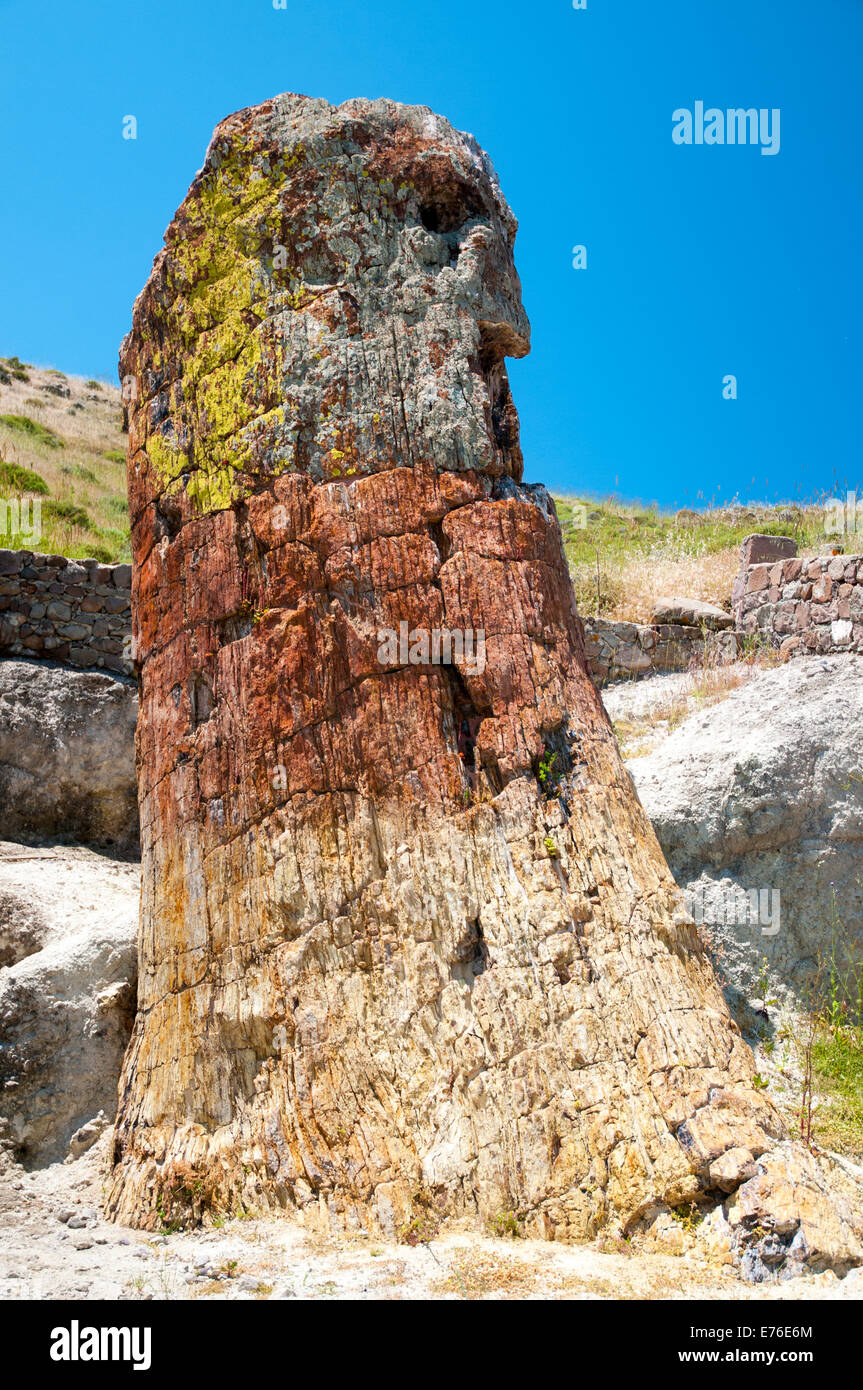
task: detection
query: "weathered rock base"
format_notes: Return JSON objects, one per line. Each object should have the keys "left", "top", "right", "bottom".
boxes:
{"left": 108, "top": 762, "right": 790, "bottom": 1249}
{"left": 635, "top": 1140, "right": 863, "bottom": 1282}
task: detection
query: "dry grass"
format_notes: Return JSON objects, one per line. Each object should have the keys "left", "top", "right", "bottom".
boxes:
{"left": 0, "top": 355, "right": 128, "bottom": 560}
{"left": 609, "top": 648, "right": 782, "bottom": 759}
{"left": 555, "top": 496, "right": 832, "bottom": 624}
{"left": 431, "top": 1248, "right": 540, "bottom": 1299}
{"left": 604, "top": 546, "right": 741, "bottom": 623}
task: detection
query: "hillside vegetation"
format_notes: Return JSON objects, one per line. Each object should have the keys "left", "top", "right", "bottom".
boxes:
{"left": 556, "top": 495, "right": 832, "bottom": 624}
{"left": 0, "top": 356, "right": 129, "bottom": 561}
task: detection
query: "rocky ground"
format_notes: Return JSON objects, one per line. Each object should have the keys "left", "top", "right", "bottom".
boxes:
{"left": 0, "top": 1133, "right": 860, "bottom": 1301}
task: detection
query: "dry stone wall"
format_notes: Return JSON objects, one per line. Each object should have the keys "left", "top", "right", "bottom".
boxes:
{"left": 732, "top": 537, "right": 863, "bottom": 658}
{"left": 0, "top": 550, "right": 132, "bottom": 676}
{"left": 584, "top": 617, "right": 739, "bottom": 685}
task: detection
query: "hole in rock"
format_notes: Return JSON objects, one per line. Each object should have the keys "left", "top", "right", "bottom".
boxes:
{"left": 534, "top": 726, "right": 574, "bottom": 798}
{"left": 155, "top": 491, "right": 183, "bottom": 541}
{"left": 451, "top": 917, "right": 489, "bottom": 984}
{"left": 188, "top": 671, "right": 216, "bottom": 728}
{"left": 418, "top": 187, "right": 483, "bottom": 235}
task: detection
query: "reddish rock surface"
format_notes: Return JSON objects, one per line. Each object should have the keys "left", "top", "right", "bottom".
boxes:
{"left": 105, "top": 96, "right": 860, "bottom": 1274}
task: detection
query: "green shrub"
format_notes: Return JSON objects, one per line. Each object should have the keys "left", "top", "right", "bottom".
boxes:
{"left": 487, "top": 1209, "right": 523, "bottom": 1238}
{"left": 43, "top": 499, "right": 91, "bottom": 529}
{"left": 0, "top": 460, "right": 49, "bottom": 494}
{"left": 0, "top": 356, "right": 30, "bottom": 382}
{"left": 102, "top": 449, "right": 125, "bottom": 464}
{"left": 0, "top": 414, "right": 64, "bottom": 448}
{"left": 61, "top": 464, "right": 97, "bottom": 483}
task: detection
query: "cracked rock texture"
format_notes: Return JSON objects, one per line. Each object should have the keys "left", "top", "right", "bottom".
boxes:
{"left": 630, "top": 656, "right": 863, "bottom": 1007}
{"left": 0, "top": 659, "right": 138, "bottom": 851}
{"left": 107, "top": 94, "right": 843, "bottom": 1262}
{"left": 0, "top": 844, "right": 139, "bottom": 1165}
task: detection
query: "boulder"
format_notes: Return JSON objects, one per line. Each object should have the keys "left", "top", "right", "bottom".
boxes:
{"left": 0, "top": 844, "right": 139, "bottom": 1164}
{"left": 739, "top": 534, "right": 798, "bottom": 568}
{"left": 0, "top": 659, "right": 138, "bottom": 851}
{"left": 728, "top": 1143, "right": 863, "bottom": 1282}
{"left": 630, "top": 655, "right": 863, "bottom": 1005}
{"left": 651, "top": 597, "right": 734, "bottom": 630}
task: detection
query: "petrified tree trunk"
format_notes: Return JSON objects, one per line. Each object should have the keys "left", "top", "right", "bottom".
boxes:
{"left": 109, "top": 94, "right": 784, "bottom": 1238}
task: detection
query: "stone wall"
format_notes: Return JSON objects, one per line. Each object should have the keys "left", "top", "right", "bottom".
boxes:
{"left": 732, "top": 538, "right": 863, "bottom": 658}
{"left": 0, "top": 550, "right": 132, "bottom": 676}
{"left": 584, "top": 613, "right": 739, "bottom": 685}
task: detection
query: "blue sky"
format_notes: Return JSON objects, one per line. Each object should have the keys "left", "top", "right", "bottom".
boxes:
{"left": 1, "top": 0, "right": 860, "bottom": 507}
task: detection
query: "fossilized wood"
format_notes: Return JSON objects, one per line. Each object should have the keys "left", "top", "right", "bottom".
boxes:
{"left": 108, "top": 94, "right": 784, "bottom": 1238}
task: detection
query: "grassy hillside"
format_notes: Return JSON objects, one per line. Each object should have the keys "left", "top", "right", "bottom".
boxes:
{"left": 0, "top": 355, "right": 129, "bottom": 561}
{"left": 555, "top": 494, "right": 831, "bottom": 623}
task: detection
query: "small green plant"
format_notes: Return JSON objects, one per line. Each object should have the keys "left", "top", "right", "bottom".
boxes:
{"left": 86, "top": 380, "right": 102, "bottom": 390}
{"left": 155, "top": 1190, "right": 183, "bottom": 1235}
{"left": 754, "top": 958, "right": 778, "bottom": 1010}
{"left": 752, "top": 1072, "right": 770, "bottom": 1090}
{"left": 670, "top": 1202, "right": 704, "bottom": 1234}
{"left": 544, "top": 835, "right": 558, "bottom": 859}
{"left": 219, "top": 1259, "right": 239, "bottom": 1279}
{"left": 537, "top": 747, "right": 558, "bottom": 791}
{"left": 398, "top": 1212, "right": 438, "bottom": 1246}
{"left": 398, "top": 1191, "right": 440, "bottom": 1247}
{"left": 487, "top": 1208, "right": 523, "bottom": 1239}
{"left": 102, "top": 449, "right": 125, "bottom": 463}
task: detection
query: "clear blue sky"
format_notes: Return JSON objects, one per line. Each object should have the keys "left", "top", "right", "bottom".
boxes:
{"left": 1, "top": 0, "right": 860, "bottom": 507}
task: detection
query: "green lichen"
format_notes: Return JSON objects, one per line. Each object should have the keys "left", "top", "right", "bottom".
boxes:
{"left": 140, "top": 133, "right": 304, "bottom": 514}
